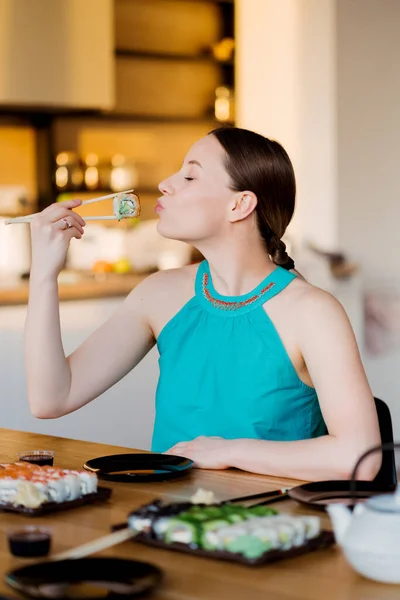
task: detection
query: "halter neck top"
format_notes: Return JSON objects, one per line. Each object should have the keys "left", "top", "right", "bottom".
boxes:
{"left": 151, "top": 261, "right": 326, "bottom": 452}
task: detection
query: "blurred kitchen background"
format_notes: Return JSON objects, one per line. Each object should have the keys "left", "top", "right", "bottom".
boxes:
{"left": 1, "top": 0, "right": 399, "bottom": 450}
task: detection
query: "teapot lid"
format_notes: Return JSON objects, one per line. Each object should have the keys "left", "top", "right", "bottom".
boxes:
{"left": 366, "top": 485, "right": 400, "bottom": 513}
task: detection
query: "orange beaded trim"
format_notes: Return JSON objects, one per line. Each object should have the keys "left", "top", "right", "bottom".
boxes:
{"left": 202, "top": 273, "right": 276, "bottom": 311}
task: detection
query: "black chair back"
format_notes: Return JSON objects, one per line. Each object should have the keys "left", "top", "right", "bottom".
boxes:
{"left": 373, "top": 397, "right": 397, "bottom": 486}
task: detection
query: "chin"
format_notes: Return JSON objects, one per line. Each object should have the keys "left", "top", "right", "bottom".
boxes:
{"left": 156, "top": 219, "right": 173, "bottom": 238}
{"left": 156, "top": 220, "right": 189, "bottom": 243}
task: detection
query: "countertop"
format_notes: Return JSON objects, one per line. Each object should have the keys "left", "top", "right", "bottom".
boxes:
{"left": 0, "top": 271, "right": 149, "bottom": 306}
{"left": 0, "top": 428, "right": 395, "bottom": 600}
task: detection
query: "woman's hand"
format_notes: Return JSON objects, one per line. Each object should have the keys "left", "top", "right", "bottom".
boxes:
{"left": 165, "top": 436, "right": 234, "bottom": 469}
{"left": 30, "top": 199, "right": 86, "bottom": 280}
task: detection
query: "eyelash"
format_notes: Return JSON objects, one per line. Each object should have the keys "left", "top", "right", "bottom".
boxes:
{"left": 184, "top": 177, "right": 194, "bottom": 181}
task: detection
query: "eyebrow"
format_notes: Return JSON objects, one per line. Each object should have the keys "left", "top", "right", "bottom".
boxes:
{"left": 187, "top": 160, "right": 203, "bottom": 168}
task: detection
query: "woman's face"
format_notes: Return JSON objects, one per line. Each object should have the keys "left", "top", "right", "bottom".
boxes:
{"left": 156, "top": 135, "right": 235, "bottom": 244}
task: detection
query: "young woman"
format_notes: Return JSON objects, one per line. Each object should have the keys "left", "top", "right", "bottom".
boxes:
{"left": 25, "top": 127, "right": 380, "bottom": 481}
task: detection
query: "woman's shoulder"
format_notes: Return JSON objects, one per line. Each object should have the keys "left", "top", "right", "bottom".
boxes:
{"left": 127, "top": 263, "right": 200, "bottom": 336}
{"left": 285, "top": 274, "right": 350, "bottom": 328}
{"left": 126, "top": 263, "right": 199, "bottom": 316}
{"left": 137, "top": 263, "right": 199, "bottom": 295}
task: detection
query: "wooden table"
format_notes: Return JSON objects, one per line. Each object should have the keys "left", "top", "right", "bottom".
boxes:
{"left": 0, "top": 428, "right": 397, "bottom": 600}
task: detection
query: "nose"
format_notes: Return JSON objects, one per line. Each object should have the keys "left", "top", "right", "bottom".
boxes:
{"left": 158, "top": 178, "right": 172, "bottom": 195}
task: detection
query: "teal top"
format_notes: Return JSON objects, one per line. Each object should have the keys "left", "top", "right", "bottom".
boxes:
{"left": 151, "top": 261, "right": 326, "bottom": 452}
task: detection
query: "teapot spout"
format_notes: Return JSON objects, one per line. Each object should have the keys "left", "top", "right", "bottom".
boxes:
{"left": 326, "top": 504, "right": 353, "bottom": 545}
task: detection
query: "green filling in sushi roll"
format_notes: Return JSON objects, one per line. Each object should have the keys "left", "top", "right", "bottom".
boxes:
{"left": 226, "top": 535, "right": 272, "bottom": 559}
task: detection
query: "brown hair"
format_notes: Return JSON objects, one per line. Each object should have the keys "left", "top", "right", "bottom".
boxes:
{"left": 209, "top": 127, "right": 295, "bottom": 270}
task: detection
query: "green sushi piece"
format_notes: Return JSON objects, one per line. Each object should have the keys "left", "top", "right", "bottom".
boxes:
{"left": 182, "top": 510, "right": 211, "bottom": 522}
{"left": 202, "top": 518, "right": 231, "bottom": 530}
{"left": 113, "top": 193, "right": 140, "bottom": 221}
{"left": 200, "top": 518, "right": 231, "bottom": 550}
{"left": 164, "top": 517, "right": 201, "bottom": 546}
{"left": 247, "top": 505, "right": 278, "bottom": 517}
{"left": 226, "top": 534, "right": 271, "bottom": 559}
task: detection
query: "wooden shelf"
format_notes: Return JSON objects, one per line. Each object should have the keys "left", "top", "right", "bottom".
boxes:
{"left": 172, "top": 0, "right": 233, "bottom": 3}
{"left": 115, "top": 49, "right": 234, "bottom": 65}
{"left": 74, "top": 113, "right": 227, "bottom": 124}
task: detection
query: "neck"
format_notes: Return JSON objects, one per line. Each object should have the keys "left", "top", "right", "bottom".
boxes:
{"left": 195, "top": 229, "right": 276, "bottom": 297}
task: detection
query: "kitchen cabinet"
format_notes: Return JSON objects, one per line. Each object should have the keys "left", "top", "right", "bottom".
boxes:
{"left": 0, "top": 0, "right": 114, "bottom": 110}
{"left": 0, "top": 297, "right": 156, "bottom": 450}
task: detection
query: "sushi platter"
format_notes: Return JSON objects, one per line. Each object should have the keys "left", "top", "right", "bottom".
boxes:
{"left": 0, "top": 461, "right": 111, "bottom": 516}
{"left": 116, "top": 495, "right": 334, "bottom": 566}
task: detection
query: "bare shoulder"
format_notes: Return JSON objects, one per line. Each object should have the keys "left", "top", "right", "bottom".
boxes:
{"left": 123, "top": 263, "right": 199, "bottom": 326}
{"left": 284, "top": 276, "right": 351, "bottom": 330}
{"left": 132, "top": 263, "right": 198, "bottom": 298}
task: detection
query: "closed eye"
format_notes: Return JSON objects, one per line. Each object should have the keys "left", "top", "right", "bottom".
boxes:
{"left": 184, "top": 177, "right": 194, "bottom": 181}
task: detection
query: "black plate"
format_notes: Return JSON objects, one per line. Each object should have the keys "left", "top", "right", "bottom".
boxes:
{"left": 6, "top": 557, "right": 163, "bottom": 600}
{"left": 288, "top": 480, "right": 396, "bottom": 509}
{"left": 0, "top": 487, "right": 112, "bottom": 516}
{"left": 83, "top": 453, "right": 194, "bottom": 482}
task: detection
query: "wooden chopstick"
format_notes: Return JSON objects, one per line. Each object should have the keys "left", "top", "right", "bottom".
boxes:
{"left": 4, "top": 189, "right": 134, "bottom": 225}
{"left": 248, "top": 493, "right": 290, "bottom": 507}
{"left": 81, "top": 189, "right": 134, "bottom": 206}
{"left": 223, "top": 487, "right": 292, "bottom": 504}
{"left": 49, "top": 526, "right": 137, "bottom": 561}
{"left": 5, "top": 215, "right": 118, "bottom": 224}
{"left": 82, "top": 216, "right": 119, "bottom": 221}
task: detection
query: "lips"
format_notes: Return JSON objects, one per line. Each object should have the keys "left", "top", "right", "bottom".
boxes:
{"left": 155, "top": 199, "right": 165, "bottom": 213}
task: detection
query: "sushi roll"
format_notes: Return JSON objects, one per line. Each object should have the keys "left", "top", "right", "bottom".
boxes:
{"left": 270, "top": 519, "right": 297, "bottom": 550}
{"left": 71, "top": 470, "right": 97, "bottom": 495}
{"left": 42, "top": 474, "right": 68, "bottom": 503}
{"left": 129, "top": 513, "right": 156, "bottom": 534}
{"left": 200, "top": 518, "right": 232, "bottom": 550}
{"left": 271, "top": 516, "right": 306, "bottom": 548}
{"left": 113, "top": 192, "right": 140, "bottom": 221}
{"left": 152, "top": 516, "right": 173, "bottom": 539}
{"left": 212, "top": 524, "right": 249, "bottom": 551}
{"left": 300, "top": 516, "right": 321, "bottom": 540}
{"left": 0, "top": 473, "right": 21, "bottom": 503}
{"left": 64, "top": 473, "right": 82, "bottom": 500}
{"left": 247, "top": 505, "right": 278, "bottom": 518}
{"left": 220, "top": 505, "right": 248, "bottom": 524}
{"left": 60, "top": 471, "right": 82, "bottom": 500}
{"left": 225, "top": 534, "right": 271, "bottom": 559}
{"left": 247, "top": 523, "right": 280, "bottom": 550}
{"left": 164, "top": 517, "right": 201, "bottom": 546}
{"left": 30, "top": 476, "right": 49, "bottom": 499}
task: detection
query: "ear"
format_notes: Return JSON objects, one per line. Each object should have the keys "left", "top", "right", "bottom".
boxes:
{"left": 228, "top": 191, "right": 258, "bottom": 223}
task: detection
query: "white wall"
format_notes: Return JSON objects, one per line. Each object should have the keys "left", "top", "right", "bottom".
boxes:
{"left": 337, "top": 0, "right": 400, "bottom": 282}
{"left": 236, "top": 0, "right": 338, "bottom": 250}
{"left": 0, "top": 299, "right": 157, "bottom": 450}
{"left": 236, "top": 0, "right": 400, "bottom": 436}
{"left": 336, "top": 0, "right": 400, "bottom": 436}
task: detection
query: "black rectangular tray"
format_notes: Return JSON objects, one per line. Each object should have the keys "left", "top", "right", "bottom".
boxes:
{"left": 134, "top": 530, "right": 335, "bottom": 566}
{"left": 0, "top": 486, "right": 112, "bottom": 516}
{"left": 112, "top": 522, "right": 334, "bottom": 566}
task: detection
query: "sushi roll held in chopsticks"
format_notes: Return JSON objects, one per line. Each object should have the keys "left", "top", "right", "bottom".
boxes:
{"left": 112, "top": 192, "right": 141, "bottom": 221}
{"left": 4, "top": 189, "right": 141, "bottom": 225}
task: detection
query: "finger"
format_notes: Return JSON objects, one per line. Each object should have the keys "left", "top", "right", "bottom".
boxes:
{"left": 54, "top": 198, "right": 82, "bottom": 210}
{"left": 164, "top": 442, "right": 187, "bottom": 453}
{"left": 65, "top": 226, "right": 83, "bottom": 241}
{"left": 42, "top": 204, "right": 86, "bottom": 227}
{"left": 56, "top": 215, "right": 85, "bottom": 235}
